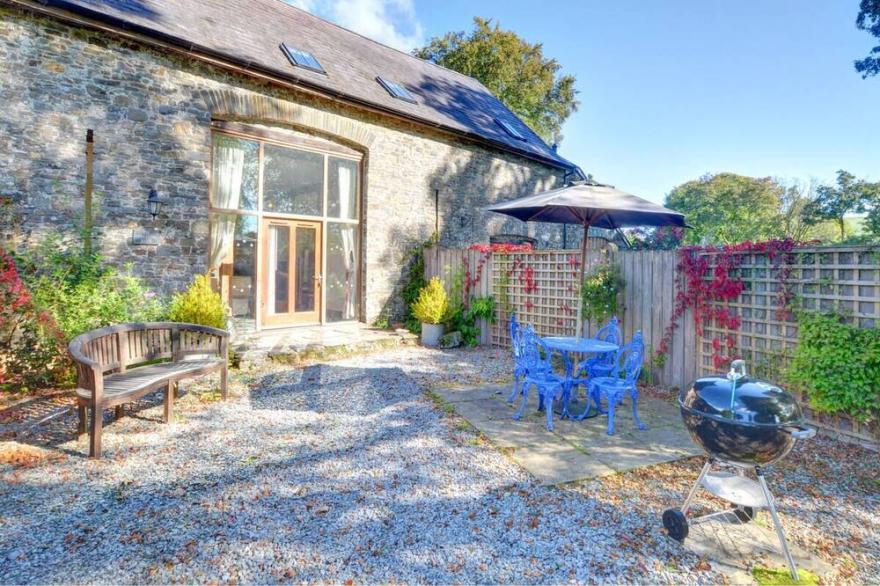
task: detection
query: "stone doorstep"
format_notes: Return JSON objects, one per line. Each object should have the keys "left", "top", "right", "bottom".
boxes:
{"left": 235, "top": 331, "right": 418, "bottom": 368}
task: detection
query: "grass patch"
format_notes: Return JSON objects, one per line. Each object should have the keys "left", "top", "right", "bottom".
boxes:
{"left": 752, "top": 511, "right": 770, "bottom": 528}
{"left": 198, "top": 389, "right": 223, "bottom": 403}
{"left": 454, "top": 419, "right": 472, "bottom": 432}
{"left": 425, "top": 389, "right": 456, "bottom": 415}
{"left": 751, "top": 566, "right": 820, "bottom": 585}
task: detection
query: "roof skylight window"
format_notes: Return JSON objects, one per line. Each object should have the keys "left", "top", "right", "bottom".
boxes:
{"left": 280, "top": 43, "right": 325, "bottom": 74}
{"left": 377, "top": 77, "right": 417, "bottom": 103}
{"left": 495, "top": 118, "right": 527, "bottom": 141}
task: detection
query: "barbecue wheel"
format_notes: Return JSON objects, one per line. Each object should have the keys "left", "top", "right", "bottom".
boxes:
{"left": 662, "top": 509, "right": 689, "bottom": 541}
{"left": 734, "top": 506, "right": 755, "bottom": 523}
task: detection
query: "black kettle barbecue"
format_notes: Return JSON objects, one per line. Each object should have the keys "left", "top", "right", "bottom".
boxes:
{"left": 662, "top": 360, "right": 815, "bottom": 581}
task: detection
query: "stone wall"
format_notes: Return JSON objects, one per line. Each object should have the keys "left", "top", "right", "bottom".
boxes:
{"left": 0, "top": 6, "right": 571, "bottom": 322}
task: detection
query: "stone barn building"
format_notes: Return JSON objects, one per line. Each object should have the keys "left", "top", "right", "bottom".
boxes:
{"left": 0, "top": 0, "right": 583, "bottom": 332}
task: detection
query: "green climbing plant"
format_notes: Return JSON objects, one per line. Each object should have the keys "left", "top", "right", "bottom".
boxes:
{"left": 788, "top": 311, "right": 880, "bottom": 422}
{"left": 580, "top": 263, "right": 625, "bottom": 324}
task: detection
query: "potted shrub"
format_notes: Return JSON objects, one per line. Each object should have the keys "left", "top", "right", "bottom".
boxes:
{"left": 411, "top": 277, "right": 447, "bottom": 347}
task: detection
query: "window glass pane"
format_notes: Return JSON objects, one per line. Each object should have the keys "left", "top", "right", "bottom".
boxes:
{"left": 328, "top": 157, "right": 358, "bottom": 220}
{"left": 211, "top": 134, "right": 259, "bottom": 211}
{"left": 230, "top": 215, "right": 258, "bottom": 318}
{"left": 268, "top": 224, "right": 290, "bottom": 314}
{"left": 294, "top": 226, "right": 317, "bottom": 312}
{"left": 263, "top": 145, "right": 323, "bottom": 216}
{"left": 326, "top": 223, "right": 359, "bottom": 322}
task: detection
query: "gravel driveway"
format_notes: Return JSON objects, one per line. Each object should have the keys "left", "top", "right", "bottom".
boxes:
{"left": 0, "top": 347, "right": 876, "bottom": 584}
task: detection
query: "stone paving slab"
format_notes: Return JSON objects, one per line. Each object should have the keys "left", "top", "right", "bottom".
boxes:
{"left": 512, "top": 440, "right": 618, "bottom": 484}
{"left": 683, "top": 512, "right": 833, "bottom": 583}
{"left": 441, "top": 384, "right": 701, "bottom": 485}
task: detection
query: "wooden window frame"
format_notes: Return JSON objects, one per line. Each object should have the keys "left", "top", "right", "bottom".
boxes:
{"left": 208, "top": 123, "right": 364, "bottom": 329}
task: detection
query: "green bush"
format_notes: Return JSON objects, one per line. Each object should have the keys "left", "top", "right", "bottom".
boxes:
{"left": 581, "top": 263, "right": 625, "bottom": 325}
{"left": 788, "top": 312, "right": 880, "bottom": 422}
{"left": 169, "top": 274, "right": 227, "bottom": 329}
{"left": 16, "top": 240, "right": 167, "bottom": 339}
{"left": 411, "top": 277, "right": 448, "bottom": 325}
{"left": 401, "top": 236, "right": 437, "bottom": 333}
{"left": 1, "top": 248, "right": 70, "bottom": 392}
{"left": 443, "top": 295, "right": 496, "bottom": 347}
{"left": 6, "top": 239, "right": 167, "bottom": 392}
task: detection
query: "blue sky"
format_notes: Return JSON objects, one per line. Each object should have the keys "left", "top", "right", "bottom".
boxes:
{"left": 289, "top": 0, "right": 880, "bottom": 203}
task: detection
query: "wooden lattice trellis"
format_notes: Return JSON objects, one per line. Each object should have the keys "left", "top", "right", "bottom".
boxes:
{"left": 490, "top": 249, "right": 610, "bottom": 345}
{"left": 699, "top": 246, "right": 880, "bottom": 377}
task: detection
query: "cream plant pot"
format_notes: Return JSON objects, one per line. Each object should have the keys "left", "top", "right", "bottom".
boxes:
{"left": 421, "top": 323, "right": 445, "bottom": 347}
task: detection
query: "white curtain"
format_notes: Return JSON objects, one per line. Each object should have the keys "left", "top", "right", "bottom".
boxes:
{"left": 341, "top": 227, "right": 356, "bottom": 318}
{"left": 337, "top": 164, "right": 352, "bottom": 220}
{"left": 209, "top": 143, "right": 245, "bottom": 269}
{"left": 337, "top": 164, "right": 356, "bottom": 318}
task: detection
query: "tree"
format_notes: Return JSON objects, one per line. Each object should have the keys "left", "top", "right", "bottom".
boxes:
{"left": 414, "top": 17, "right": 578, "bottom": 144}
{"left": 803, "top": 170, "right": 879, "bottom": 240}
{"left": 855, "top": 0, "right": 880, "bottom": 78}
{"left": 664, "top": 173, "right": 786, "bottom": 245}
{"left": 778, "top": 179, "right": 842, "bottom": 243}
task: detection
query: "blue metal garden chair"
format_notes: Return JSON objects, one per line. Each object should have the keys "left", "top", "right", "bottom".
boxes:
{"left": 580, "top": 330, "right": 646, "bottom": 435}
{"left": 506, "top": 315, "right": 527, "bottom": 404}
{"left": 512, "top": 326, "right": 567, "bottom": 431}
{"left": 563, "top": 316, "right": 621, "bottom": 403}
{"left": 580, "top": 316, "right": 621, "bottom": 378}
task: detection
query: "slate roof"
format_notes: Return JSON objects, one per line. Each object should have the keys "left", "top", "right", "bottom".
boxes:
{"left": 40, "top": 0, "right": 578, "bottom": 170}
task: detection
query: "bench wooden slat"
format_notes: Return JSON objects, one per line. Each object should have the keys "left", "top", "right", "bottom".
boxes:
{"left": 76, "top": 359, "right": 222, "bottom": 399}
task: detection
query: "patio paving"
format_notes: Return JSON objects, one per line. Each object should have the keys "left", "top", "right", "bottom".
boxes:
{"left": 433, "top": 383, "right": 703, "bottom": 485}
{"left": 432, "top": 382, "right": 837, "bottom": 582}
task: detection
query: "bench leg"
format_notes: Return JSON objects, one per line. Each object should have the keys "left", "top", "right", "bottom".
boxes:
{"left": 89, "top": 407, "right": 102, "bottom": 459}
{"left": 164, "top": 383, "right": 174, "bottom": 423}
{"left": 115, "top": 405, "right": 124, "bottom": 420}
{"left": 220, "top": 365, "right": 228, "bottom": 400}
{"left": 77, "top": 405, "right": 87, "bottom": 437}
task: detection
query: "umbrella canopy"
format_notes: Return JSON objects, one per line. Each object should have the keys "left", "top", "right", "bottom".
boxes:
{"left": 485, "top": 182, "right": 686, "bottom": 230}
{"left": 485, "top": 182, "right": 686, "bottom": 336}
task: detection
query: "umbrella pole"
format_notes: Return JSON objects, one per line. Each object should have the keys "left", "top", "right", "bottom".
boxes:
{"left": 575, "top": 222, "right": 590, "bottom": 337}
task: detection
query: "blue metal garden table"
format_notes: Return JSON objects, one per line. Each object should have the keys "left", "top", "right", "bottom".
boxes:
{"left": 541, "top": 336, "right": 619, "bottom": 419}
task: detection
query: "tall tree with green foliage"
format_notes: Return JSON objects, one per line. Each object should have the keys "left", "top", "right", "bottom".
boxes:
{"left": 414, "top": 17, "right": 578, "bottom": 144}
{"left": 664, "top": 173, "right": 786, "bottom": 245}
{"left": 855, "top": 0, "right": 880, "bottom": 78}
{"left": 803, "top": 170, "right": 879, "bottom": 240}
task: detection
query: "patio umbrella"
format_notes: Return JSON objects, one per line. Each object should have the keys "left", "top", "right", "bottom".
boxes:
{"left": 485, "top": 181, "right": 687, "bottom": 336}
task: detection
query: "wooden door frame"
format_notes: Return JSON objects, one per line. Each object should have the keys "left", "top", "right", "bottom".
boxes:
{"left": 259, "top": 217, "right": 323, "bottom": 327}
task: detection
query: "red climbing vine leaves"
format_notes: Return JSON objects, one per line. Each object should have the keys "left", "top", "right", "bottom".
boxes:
{"left": 657, "top": 239, "right": 801, "bottom": 370}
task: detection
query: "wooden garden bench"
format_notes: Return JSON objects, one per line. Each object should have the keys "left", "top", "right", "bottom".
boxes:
{"left": 68, "top": 322, "right": 229, "bottom": 458}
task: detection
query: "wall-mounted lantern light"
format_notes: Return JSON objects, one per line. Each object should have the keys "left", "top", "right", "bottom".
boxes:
{"left": 147, "top": 188, "right": 165, "bottom": 220}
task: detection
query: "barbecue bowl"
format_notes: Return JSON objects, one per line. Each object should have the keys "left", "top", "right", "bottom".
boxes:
{"left": 679, "top": 361, "right": 812, "bottom": 466}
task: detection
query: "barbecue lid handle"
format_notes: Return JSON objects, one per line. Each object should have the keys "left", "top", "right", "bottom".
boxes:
{"left": 728, "top": 359, "right": 747, "bottom": 381}
{"left": 783, "top": 425, "right": 816, "bottom": 440}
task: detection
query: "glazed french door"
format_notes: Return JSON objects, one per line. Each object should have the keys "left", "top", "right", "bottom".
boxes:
{"left": 260, "top": 218, "right": 322, "bottom": 326}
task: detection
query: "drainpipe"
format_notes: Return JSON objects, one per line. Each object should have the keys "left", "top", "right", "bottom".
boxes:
{"left": 84, "top": 129, "right": 94, "bottom": 256}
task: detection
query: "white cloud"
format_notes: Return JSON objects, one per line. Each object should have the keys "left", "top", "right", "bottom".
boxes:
{"left": 284, "top": 0, "right": 424, "bottom": 52}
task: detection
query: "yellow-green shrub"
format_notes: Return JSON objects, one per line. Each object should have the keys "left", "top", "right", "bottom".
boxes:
{"left": 411, "top": 277, "right": 448, "bottom": 325}
{"left": 169, "top": 275, "right": 227, "bottom": 329}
